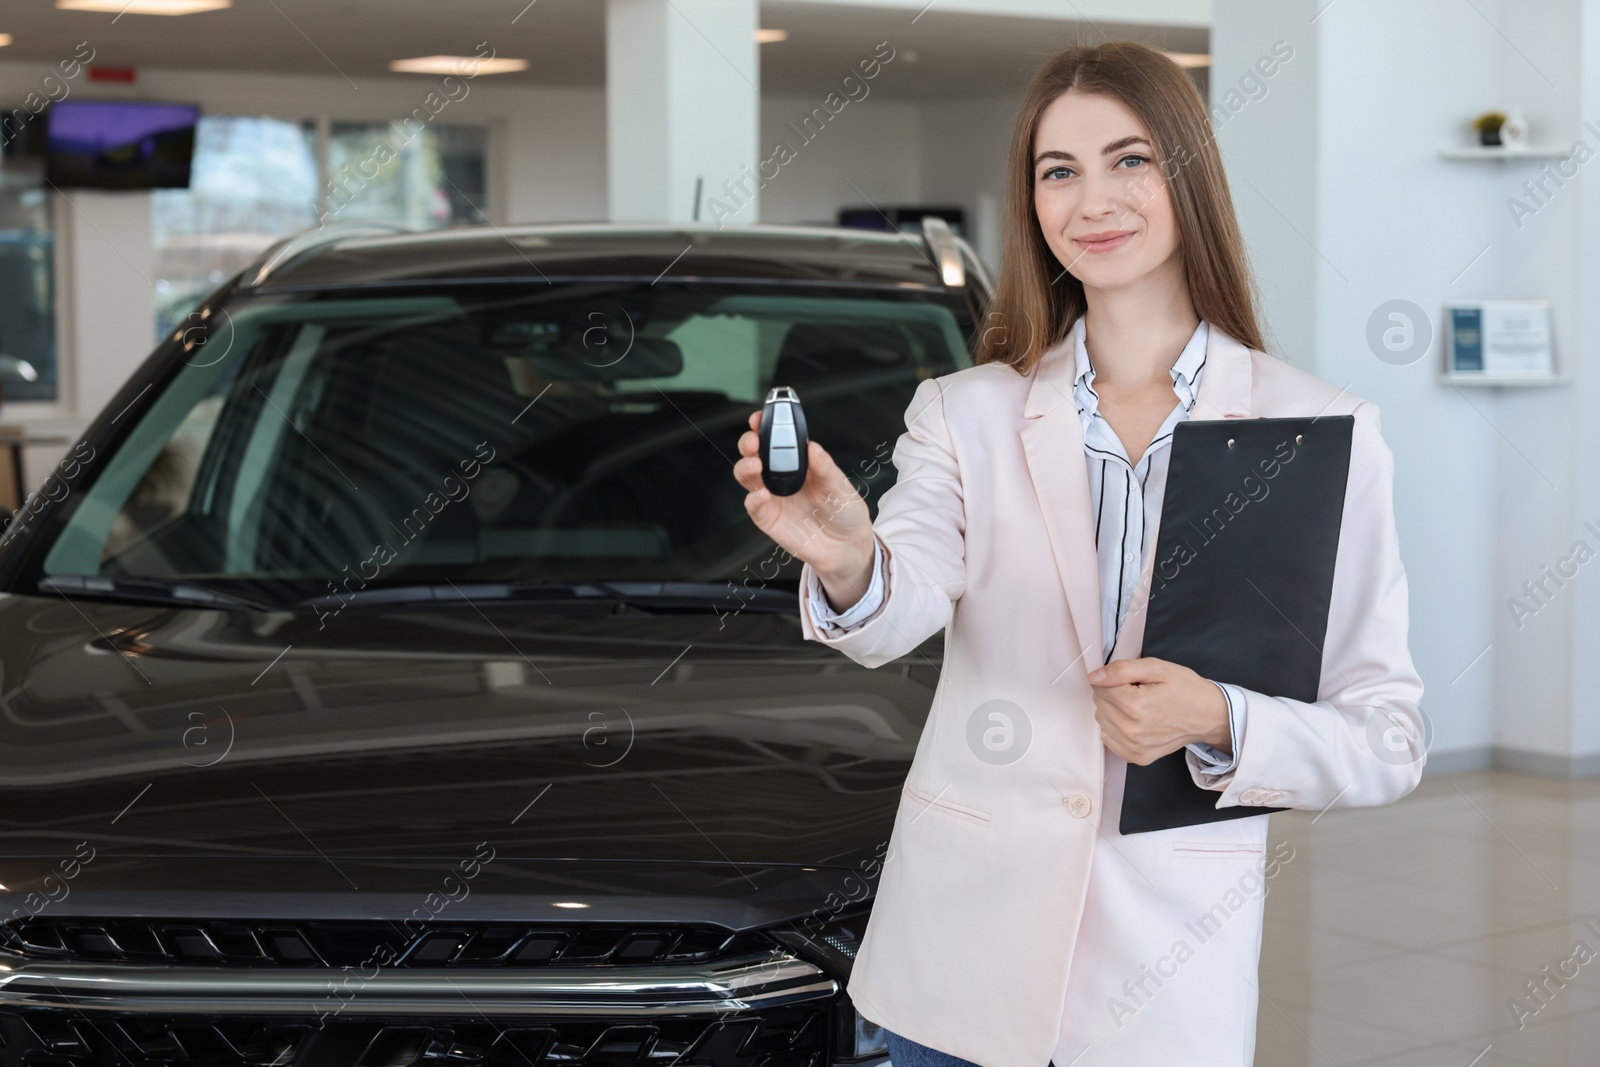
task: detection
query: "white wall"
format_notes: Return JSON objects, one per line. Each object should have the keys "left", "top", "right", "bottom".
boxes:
{"left": 1572, "top": 1, "right": 1600, "bottom": 761}
{"left": 1215, "top": 0, "right": 1600, "bottom": 774}
{"left": 1475, "top": 1, "right": 1584, "bottom": 769}
{"left": 759, "top": 92, "right": 923, "bottom": 225}
{"left": 916, "top": 95, "right": 1019, "bottom": 275}
{"left": 779, "top": 0, "right": 1210, "bottom": 25}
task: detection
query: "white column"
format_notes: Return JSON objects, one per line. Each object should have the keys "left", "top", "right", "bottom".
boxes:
{"left": 605, "top": 0, "right": 760, "bottom": 224}
{"left": 1569, "top": 0, "right": 1600, "bottom": 770}
{"left": 61, "top": 189, "right": 155, "bottom": 419}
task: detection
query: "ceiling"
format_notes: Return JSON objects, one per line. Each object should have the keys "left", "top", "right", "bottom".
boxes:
{"left": 0, "top": 0, "right": 1208, "bottom": 101}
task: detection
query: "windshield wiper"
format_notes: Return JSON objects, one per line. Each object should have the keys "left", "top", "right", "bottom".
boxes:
{"left": 297, "top": 580, "right": 798, "bottom": 614}
{"left": 39, "top": 574, "right": 280, "bottom": 613}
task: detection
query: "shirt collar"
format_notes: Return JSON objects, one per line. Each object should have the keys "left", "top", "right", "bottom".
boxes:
{"left": 1070, "top": 314, "right": 1210, "bottom": 418}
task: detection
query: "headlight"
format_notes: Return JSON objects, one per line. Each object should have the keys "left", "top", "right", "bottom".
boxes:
{"left": 766, "top": 906, "right": 887, "bottom": 1062}
{"left": 843, "top": 1004, "right": 889, "bottom": 1060}
{"left": 767, "top": 904, "right": 870, "bottom": 980}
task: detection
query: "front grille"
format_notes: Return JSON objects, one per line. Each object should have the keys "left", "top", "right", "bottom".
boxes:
{"left": 0, "top": 919, "right": 758, "bottom": 969}
{"left": 0, "top": 917, "right": 843, "bottom": 1065}
{"left": 0, "top": 1008, "right": 832, "bottom": 1067}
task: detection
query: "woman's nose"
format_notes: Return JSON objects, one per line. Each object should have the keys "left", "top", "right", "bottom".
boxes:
{"left": 1077, "top": 176, "right": 1124, "bottom": 220}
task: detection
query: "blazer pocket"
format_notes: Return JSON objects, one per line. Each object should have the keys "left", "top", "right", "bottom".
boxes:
{"left": 902, "top": 781, "right": 991, "bottom": 828}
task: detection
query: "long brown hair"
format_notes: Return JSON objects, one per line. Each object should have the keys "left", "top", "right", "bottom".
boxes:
{"left": 977, "top": 41, "right": 1266, "bottom": 374}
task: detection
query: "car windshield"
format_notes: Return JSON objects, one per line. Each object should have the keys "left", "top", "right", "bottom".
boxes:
{"left": 35, "top": 281, "right": 975, "bottom": 607}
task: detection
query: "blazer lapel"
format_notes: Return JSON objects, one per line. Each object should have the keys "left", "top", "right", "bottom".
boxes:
{"left": 1190, "top": 322, "right": 1253, "bottom": 421}
{"left": 1018, "top": 322, "right": 1256, "bottom": 678}
{"left": 1018, "top": 334, "right": 1103, "bottom": 680}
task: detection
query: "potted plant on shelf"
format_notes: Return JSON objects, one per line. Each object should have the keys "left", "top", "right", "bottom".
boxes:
{"left": 1473, "top": 109, "right": 1507, "bottom": 147}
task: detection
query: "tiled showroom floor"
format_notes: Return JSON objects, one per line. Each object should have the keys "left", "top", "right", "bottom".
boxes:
{"left": 1256, "top": 770, "right": 1600, "bottom": 1066}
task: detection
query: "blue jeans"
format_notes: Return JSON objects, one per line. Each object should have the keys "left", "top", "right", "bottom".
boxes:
{"left": 885, "top": 1028, "right": 1057, "bottom": 1067}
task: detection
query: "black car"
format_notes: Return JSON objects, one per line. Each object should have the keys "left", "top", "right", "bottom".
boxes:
{"left": 0, "top": 220, "right": 991, "bottom": 1066}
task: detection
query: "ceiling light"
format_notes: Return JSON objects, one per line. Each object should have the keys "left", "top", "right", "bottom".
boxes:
{"left": 551, "top": 901, "right": 590, "bottom": 909}
{"left": 56, "top": 0, "right": 233, "bottom": 13}
{"left": 389, "top": 55, "right": 529, "bottom": 75}
{"left": 1164, "top": 51, "right": 1211, "bottom": 69}
{"left": 0, "top": 35, "right": 11, "bottom": 47}
{"left": 755, "top": 28, "right": 789, "bottom": 44}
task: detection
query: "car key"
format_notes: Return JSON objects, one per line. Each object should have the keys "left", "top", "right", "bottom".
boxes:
{"left": 759, "top": 385, "right": 808, "bottom": 496}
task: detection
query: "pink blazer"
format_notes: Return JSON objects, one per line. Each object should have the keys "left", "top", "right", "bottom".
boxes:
{"left": 798, "top": 323, "right": 1426, "bottom": 1067}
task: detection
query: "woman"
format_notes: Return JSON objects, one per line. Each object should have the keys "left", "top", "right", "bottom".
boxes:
{"left": 733, "top": 41, "right": 1425, "bottom": 1067}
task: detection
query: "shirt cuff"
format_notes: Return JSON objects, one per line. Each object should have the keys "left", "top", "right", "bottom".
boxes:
{"left": 806, "top": 536, "right": 887, "bottom": 633}
{"left": 1186, "top": 680, "right": 1245, "bottom": 774}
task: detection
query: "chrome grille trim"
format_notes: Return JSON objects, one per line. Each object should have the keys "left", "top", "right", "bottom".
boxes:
{"left": 0, "top": 947, "right": 836, "bottom": 1016}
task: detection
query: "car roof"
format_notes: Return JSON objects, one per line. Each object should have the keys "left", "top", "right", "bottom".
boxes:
{"left": 241, "top": 222, "right": 976, "bottom": 292}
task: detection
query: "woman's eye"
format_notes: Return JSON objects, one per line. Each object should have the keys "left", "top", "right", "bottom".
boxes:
{"left": 1040, "top": 156, "right": 1145, "bottom": 181}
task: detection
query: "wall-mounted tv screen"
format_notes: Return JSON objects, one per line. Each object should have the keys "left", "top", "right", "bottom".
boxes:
{"left": 45, "top": 100, "right": 199, "bottom": 190}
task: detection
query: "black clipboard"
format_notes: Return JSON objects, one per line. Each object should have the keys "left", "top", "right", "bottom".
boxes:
{"left": 1118, "top": 415, "right": 1355, "bottom": 835}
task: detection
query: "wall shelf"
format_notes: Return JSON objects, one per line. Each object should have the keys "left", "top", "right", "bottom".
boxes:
{"left": 1439, "top": 372, "right": 1568, "bottom": 387}
{"left": 1438, "top": 146, "right": 1570, "bottom": 161}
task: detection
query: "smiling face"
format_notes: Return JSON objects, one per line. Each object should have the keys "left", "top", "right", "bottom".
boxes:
{"left": 1032, "top": 90, "right": 1185, "bottom": 295}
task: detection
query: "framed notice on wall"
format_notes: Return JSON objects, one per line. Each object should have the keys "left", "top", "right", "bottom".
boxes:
{"left": 1442, "top": 300, "right": 1559, "bottom": 385}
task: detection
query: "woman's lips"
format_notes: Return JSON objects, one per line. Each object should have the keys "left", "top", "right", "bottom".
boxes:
{"left": 1074, "top": 231, "right": 1134, "bottom": 253}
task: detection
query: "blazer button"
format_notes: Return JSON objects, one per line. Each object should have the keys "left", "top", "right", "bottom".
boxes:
{"left": 1064, "top": 792, "right": 1093, "bottom": 818}
{"left": 1239, "top": 788, "right": 1262, "bottom": 804}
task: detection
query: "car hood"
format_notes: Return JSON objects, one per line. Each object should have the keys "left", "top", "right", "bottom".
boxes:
{"left": 0, "top": 593, "right": 934, "bottom": 922}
